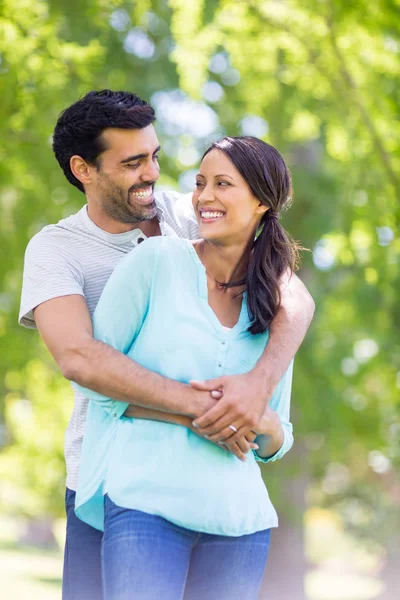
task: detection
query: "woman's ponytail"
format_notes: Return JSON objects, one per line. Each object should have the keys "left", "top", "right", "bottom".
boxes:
{"left": 247, "top": 211, "right": 300, "bottom": 335}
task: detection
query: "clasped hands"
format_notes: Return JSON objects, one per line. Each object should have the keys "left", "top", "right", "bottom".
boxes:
{"left": 189, "top": 371, "right": 279, "bottom": 461}
{"left": 124, "top": 371, "right": 280, "bottom": 462}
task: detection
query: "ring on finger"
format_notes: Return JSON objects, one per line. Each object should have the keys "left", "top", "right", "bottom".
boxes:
{"left": 228, "top": 424, "right": 238, "bottom": 433}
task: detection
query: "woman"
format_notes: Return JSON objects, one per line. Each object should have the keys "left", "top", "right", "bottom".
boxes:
{"left": 76, "top": 136, "right": 300, "bottom": 600}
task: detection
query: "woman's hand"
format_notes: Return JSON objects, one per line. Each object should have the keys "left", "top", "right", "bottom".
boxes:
{"left": 219, "top": 431, "right": 259, "bottom": 462}
{"left": 212, "top": 408, "right": 283, "bottom": 461}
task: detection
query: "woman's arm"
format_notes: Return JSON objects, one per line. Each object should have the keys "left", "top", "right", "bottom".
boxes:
{"left": 126, "top": 406, "right": 194, "bottom": 429}
{"left": 125, "top": 406, "right": 258, "bottom": 461}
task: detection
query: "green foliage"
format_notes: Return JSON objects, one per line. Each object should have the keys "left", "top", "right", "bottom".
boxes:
{"left": 0, "top": 0, "right": 399, "bottom": 531}
{"left": 0, "top": 360, "right": 71, "bottom": 517}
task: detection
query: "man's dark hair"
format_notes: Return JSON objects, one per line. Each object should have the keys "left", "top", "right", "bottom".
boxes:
{"left": 52, "top": 90, "right": 156, "bottom": 193}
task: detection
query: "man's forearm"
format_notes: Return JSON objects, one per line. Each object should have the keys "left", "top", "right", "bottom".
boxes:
{"left": 253, "top": 273, "right": 314, "bottom": 392}
{"left": 63, "top": 337, "right": 212, "bottom": 418}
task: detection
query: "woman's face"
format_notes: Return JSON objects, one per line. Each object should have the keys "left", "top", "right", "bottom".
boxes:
{"left": 192, "top": 149, "right": 267, "bottom": 245}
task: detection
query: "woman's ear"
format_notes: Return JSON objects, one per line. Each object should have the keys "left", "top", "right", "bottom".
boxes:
{"left": 256, "top": 203, "right": 269, "bottom": 217}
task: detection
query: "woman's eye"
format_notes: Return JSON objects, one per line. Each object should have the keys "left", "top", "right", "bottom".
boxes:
{"left": 218, "top": 181, "right": 230, "bottom": 186}
{"left": 195, "top": 181, "right": 205, "bottom": 187}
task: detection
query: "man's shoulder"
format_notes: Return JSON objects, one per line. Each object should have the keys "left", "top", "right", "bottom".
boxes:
{"left": 156, "top": 189, "right": 193, "bottom": 213}
{"left": 155, "top": 190, "right": 199, "bottom": 239}
{"left": 25, "top": 208, "right": 85, "bottom": 253}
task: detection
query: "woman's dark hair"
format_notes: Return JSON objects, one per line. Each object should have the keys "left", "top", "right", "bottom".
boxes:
{"left": 52, "top": 89, "right": 155, "bottom": 192}
{"left": 202, "top": 136, "right": 301, "bottom": 335}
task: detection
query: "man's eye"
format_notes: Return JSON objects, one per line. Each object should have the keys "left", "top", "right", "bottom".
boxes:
{"left": 153, "top": 154, "right": 160, "bottom": 161}
{"left": 126, "top": 162, "right": 140, "bottom": 169}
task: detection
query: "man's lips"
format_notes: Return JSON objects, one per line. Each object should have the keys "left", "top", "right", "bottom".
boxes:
{"left": 130, "top": 186, "right": 154, "bottom": 205}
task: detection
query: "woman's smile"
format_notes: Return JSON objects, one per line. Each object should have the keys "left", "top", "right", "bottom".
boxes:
{"left": 198, "top": 208, "right": 226, "bottom": 223}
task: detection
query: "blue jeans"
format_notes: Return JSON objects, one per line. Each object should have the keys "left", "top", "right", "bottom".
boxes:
{"left": 63, "top": 488, "right": 103, "bottom": 600}
{"left": 102, "top": 495, "right": 271, "bottom": 600}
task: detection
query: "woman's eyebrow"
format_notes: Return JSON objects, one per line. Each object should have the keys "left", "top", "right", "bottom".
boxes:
{"left": 196, "top": 173, "right": 235, "bottom": 180}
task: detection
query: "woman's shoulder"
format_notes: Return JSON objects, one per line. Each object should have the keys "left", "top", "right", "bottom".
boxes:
{"left": 141, "top": 235, "right": 194, "bottom": 256}
{"left": 126, "top": 236, "right": 195, "bottom": 272}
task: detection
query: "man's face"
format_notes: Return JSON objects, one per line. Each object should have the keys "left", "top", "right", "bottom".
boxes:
{"left": 92, "top": 126, "right": 161, "bottom": 224}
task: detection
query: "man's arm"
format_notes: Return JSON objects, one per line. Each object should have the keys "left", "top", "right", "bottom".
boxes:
{"left": 34, "top": 294, "right": 214, "bottom": 418}
{"left": 191, "top": 272, "right": 314, "bottom": 443}
{"left": 35, "top": 297, "right": 256, "bottom": 461}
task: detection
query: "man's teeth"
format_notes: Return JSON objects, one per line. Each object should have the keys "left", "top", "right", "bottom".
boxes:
{"left": 133, "top": 188, "right": 152, "bottom": 198}
{"left": 200, "top": 211, "right": 224, "bottom": 219}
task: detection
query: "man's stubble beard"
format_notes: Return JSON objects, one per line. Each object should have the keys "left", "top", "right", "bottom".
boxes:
{"left": 98, "top": 173, "right": 157, "bottom": 224}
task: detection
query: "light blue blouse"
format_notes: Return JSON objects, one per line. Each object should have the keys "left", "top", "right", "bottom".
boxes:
{"left": 75, "top": 237, "right": 294, "bottom": 536}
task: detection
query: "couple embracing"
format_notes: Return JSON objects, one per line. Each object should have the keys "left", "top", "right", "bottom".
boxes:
{"left": 20, "top": 90, "right": 314, "bottom": 599}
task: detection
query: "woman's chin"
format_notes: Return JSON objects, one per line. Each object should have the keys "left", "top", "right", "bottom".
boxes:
{"left": 199, "top": 224, "right": 226, "bottom": 241}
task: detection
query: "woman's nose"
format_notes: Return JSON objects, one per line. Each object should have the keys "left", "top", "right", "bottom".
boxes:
{"left": 198, "top": 185, "right": 214, "bottom": 202}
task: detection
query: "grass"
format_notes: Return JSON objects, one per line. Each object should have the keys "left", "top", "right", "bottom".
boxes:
{"left": 0, "top": 516, "right": 63, "bottom": 600}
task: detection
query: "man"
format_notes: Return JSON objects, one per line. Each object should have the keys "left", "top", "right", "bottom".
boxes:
{"left": 19, "top": 90, "right": 314, "bottom": 599}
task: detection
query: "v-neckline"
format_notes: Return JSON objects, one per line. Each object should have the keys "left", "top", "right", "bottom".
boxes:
{"left": 186, "top": 242, "right": 249, "bottom": 334}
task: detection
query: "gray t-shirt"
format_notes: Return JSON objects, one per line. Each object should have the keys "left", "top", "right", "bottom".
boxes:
{"left": 19, "top": 191, "right": 199, "bottom": 491}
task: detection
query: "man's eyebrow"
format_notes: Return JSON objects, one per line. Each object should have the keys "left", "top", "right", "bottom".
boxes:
{"left": 120, "top": 146, "right": 161, "bottom": 164}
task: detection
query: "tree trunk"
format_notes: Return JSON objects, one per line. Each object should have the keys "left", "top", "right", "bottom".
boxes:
{"left": 260, "top": 471, "right": 308, "bottom": 599}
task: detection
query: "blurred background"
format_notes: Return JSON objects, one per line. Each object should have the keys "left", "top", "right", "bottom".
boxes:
{"left": 0, "top": 0, "right": 399, "bottom": 598}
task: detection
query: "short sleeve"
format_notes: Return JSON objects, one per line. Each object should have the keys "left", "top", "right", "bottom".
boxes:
{"left": 76, "top": 237, "right": 160, "bottom": 416}
{"left": 254, "top": 360, "right": 294, "bottom": 464}
{"left": 19, "top": 231, "right": 84, "bottom": 329}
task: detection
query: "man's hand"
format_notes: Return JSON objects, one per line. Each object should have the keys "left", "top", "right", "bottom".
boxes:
{"left": 187, "top": 387, "right": 221, "bottom": 419}
{"left": 190, "top": 371, "right": 271, "bottom": 445}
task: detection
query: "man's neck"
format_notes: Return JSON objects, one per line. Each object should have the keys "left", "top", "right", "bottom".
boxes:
{"left": 138, "top": 217, "right": 162, "bottom": 238}
{"left": 86, "top": 204, "right": 161, "bottom": 237}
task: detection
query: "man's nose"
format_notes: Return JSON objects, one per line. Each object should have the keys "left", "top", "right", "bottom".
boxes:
{"left": 141, "top": 160, "right": 160, "bottom": 183}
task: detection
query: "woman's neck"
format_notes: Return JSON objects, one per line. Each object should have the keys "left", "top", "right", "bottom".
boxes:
{"left": 196, "top": 239, "right": 251, "bottom": 284}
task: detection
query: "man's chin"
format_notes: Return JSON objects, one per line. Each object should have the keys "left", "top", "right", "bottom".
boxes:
{"left": 127, "top": 202, "right": 157, "bottom": 222}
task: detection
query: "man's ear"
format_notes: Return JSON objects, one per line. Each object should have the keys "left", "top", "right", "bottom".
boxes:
{"left": 70, "top": 155, "right": 95, "bottom": 188}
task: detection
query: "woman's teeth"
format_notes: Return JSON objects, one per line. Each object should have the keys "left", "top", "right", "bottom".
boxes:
{"left": 200, "top": 211, "right": 224, "bottom": 219}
